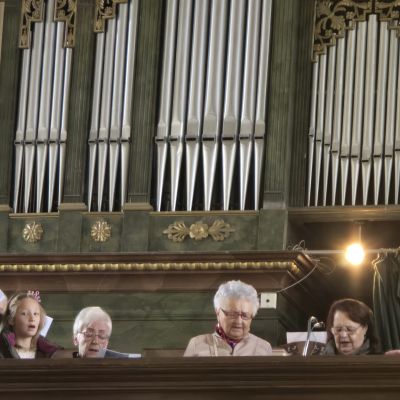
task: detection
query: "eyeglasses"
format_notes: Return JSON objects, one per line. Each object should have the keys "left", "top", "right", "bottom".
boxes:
{"left": 79, "top": 330, "right": 110, "bottom": 341}
{"left": 220, "top": 309, "right": 253, "bottom": 321}
{"left": 331, "top": 325, "right": 362, "bottom": 335}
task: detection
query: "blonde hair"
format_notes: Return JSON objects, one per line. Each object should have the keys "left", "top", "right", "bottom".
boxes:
{"left": 0, "top": 292, "right": 47, "bottom": 349}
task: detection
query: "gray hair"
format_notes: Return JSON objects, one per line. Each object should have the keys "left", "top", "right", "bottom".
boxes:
{"left": 213, "top": 280, "right": 259, "bottom": 316}
{"left": 73, "top": 306, "right": 112, "bottom": 336}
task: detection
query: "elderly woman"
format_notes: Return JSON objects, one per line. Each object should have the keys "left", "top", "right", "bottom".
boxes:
{"left": 73, "top": 306, "right": 126, "bottom": 358}
{"left": 0, "top": 292, "right": 60, "bottom": 358}
{"left": 323, "top": 298, "right": 380, "bottom": 355}
{"left": 184, "top": 280, "right": 272, "bottom": 356}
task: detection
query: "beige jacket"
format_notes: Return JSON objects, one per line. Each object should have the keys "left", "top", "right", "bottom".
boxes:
{"left": 184, "top": 332, "right": 272, "bottom": 357}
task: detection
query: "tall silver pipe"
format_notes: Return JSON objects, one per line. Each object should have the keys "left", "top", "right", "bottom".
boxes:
{"left": 58, "top": 47, "right": 72, "bottom": 208}
{"left": 185, "top": 0, "right": 209, "bottom": 211}
{"left": 48, "top": 21, "right": 65, "bottom": 212}
{"left": 109, "top": 3, "right": 128, "bottom": 211}
{"left": 120, "top": 0, "right": 139, "bottom": 209}
{"left": 13, "top": 48, "right": 31, "bottom": 213}
{"left": 202, "top": 0, "right": 228, "bottom": 210}
{"left": 156, "top": 0, "right": 178, "bottom": 211}
{"left": 222, "top": 0, "right": 246, "bottom": 210}
{"left": 331, "top": 38, "right": 345, "bottom": 205}
{"left": 340, "top": 28, "right": 356, "bottom": 205}
{"left": 37, "top": 0, "right": 56, "bottom": 212}
{"left": 314, "top": 53, "right": 326, "bottom": 205}
{"left": 88, "top": 33, "right": 105, "bottom": 211}
{"left": 307, "top": 61, "right": 319, "bottom": 206}
{"left": 170, "top": 0, "right": 193, "bottom": 211}
{"left": 97, "top": 18, "right": 117, "bottom": 211}
{"left": 24, "top": 13, "right": 45, "bottom": 212}
{"left": 254, "top": 0, "right": 272, "bottom": 210}
{"left": 322, "top": 46, "right": 335, "bottom": 206}
{"left": 239, "top": 0, "right": 261, "bottom": 210}
{"left": 373, "top": 21, "right": 388, "bottom": 205}
{"left": 362, "top": 15, "right": 377, "bottom": 205}
{"left": 350, "top": 21, "right": 366, "bottom": 205}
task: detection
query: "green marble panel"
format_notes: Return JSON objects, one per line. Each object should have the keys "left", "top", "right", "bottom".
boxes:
{"left": 0, "top": 209, "right": 9, "bottom": 252}
{"left": 43, "top": 292, "right": 297, "bottom": 353}
{"left": 121, "top": 210, "right": 150, "bottom": 252}
{"left": 257, "top": 209, "right": 288, "bottom": 250}
{"left": 148, "top": 212, "right": 259, "bottom": 252}
{"left": 57, "top": 210, "right": 84, "bottom": 252}
{"left": 81, "top": 214, "right": 123, "bottom": 252}
{"left": 8, "top": 216, "right": 58, "bottom": 253}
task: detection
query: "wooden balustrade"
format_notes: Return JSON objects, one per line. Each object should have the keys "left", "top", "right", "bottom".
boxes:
{"left": 1, "top": 356, "right": 400, "bottom": 399}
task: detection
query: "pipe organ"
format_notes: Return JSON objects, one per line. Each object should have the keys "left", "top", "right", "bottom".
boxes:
{"left": 156, "top": 0, "right": 273, "bottom": 212}
{"left": 87, "top": 0, "right": 139, "bottom": 212}
{"left": 14, "top": 0, "right": 74, "bottom": 213}
{"left": 308, "top": 0, "right": 400, "bottom": 207}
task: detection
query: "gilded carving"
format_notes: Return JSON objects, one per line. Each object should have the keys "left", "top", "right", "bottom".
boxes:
{"left": 55, "top": 0, "right": 77, "bottom": 47}
{"left": 91, "top": 220, "right": 112, "bottom": 242}
{"left": 94, "top": 0, "right": 128, "bottom": 33}
{"left": 313, "top": 0, "right": 400, "bottom": 60}
{"left": 19, "top": 0, "right": 45, "bottom": 49}
{"left": 163, "top": 219, "right": 235, "bottom": 242}
{"left": 0, "top": 261, "right": 300, "bottom": 274}
{"left": 22, "top": 222, "right": 44, "bottom": 243}
{"left": 375, "top": 0, "right": 400, "bottom": 35}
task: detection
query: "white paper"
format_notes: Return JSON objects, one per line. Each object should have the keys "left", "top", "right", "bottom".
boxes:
{"left": 0, "top": 289, "right": 6, "bottom": 302}
{"left": 286, "top": 331, "right": 327, "bottom": 344}
{"left": 40, "top": 315, "right": 53, "bottom": 337}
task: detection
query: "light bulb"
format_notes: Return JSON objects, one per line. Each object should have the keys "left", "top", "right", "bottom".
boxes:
{"left": 345, "top": 243, "right": 365, "bottom": 266}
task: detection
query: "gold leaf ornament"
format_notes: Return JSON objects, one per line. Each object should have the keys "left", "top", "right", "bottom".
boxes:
{"left": 91, "top": 220, "right": 112, "bottom": 243}
{"left": 163, "top": 219, "right": 235, "bottom": 242}
{"left": 22, "top": 222, "right": 44, "bottom": 243}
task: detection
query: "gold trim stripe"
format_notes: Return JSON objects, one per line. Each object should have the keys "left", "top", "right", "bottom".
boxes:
{"left": 0, "top": 261, "right": 300, "bottom": 274}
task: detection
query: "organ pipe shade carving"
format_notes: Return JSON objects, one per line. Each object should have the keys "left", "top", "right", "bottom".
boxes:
{"left": 13, "top": 0, "right": 73, "bottom": 213}
{"left": 155, "top": 0, "right": 273, "bottom": 211}
{"left": 313, "top": 0, "right": 400, "bottom": 61}
{"left": 94, "top": 0, "right": 128, "bottom": 32}
{"left": 308, "top": 0, "right": 400, "bottom": 206}
{"left": 55, "top": 0, "right": 77, "bottom": 47}
{"left": 19, "top": 0, "right": 45, "bottom": 48}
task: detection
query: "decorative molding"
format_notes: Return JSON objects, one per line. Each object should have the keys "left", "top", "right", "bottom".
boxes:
{"left": 163, "top": 219, "right": 235, "bottom": 242}
{"left": 55, "top": 0, "right": 77, "bottom": 47}
{"left": 91, "top": 220, "right": 112, "bottom": 242}
{"left": 0, "top": 260, "right": 299, "bottom": 273}
{"left": 375, "top": 0, "right": 400, "bottom": 35}
{"left": 313, "top": 0, "right": 400, "bottom": 61}
{"left": 22, "top": 222, "right": 44, "bottom": 243}
{"left": 313, "top": 0, "right": 373, "bottom": 61}
{"left": 94, "top": 0, "right": 128, "bottom": 33}
{"left": 19, "top": 0, "right": 45, "bottom": 49}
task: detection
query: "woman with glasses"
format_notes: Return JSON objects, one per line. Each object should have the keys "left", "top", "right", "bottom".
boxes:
{"left": 323, "top": 298, "right": 381, "bottom": 355}
{"left": 72, "top": 306, "right": 130, "bottom": 358}
{"left": 184, "top": 280, "right": 272, "bottom": 356}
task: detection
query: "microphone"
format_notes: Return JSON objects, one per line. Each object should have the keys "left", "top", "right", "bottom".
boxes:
{"left": 302, "top": 316, "right": 324, "bottom": 356}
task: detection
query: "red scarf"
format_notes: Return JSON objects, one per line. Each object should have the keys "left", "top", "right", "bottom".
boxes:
{"left": 215, "top": 324, "right": 241, "bottom": 350}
